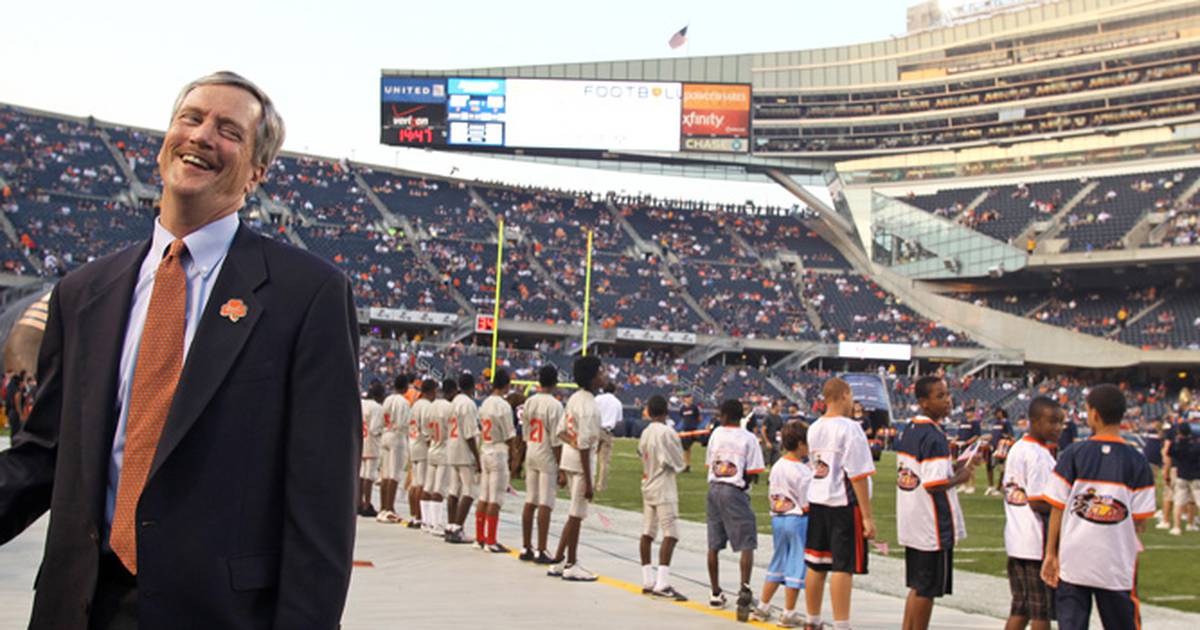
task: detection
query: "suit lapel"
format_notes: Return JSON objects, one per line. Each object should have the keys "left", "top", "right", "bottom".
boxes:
{"left": 149, "top": 225, "right": 268, "bottom": 481}
{"left": 76, "top": 240, "right": 152, "bottom": 521}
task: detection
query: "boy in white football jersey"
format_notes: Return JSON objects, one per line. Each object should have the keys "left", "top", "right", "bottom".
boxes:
{"left": 804, "top": 377, "right": 876, "bottom": 630}
{"left": 359, "top": 381, "right": 387, "bottom": 517}
{"left": 407, "top": 378, "right": 436, "bottom": 529}
{"left": 705, "top": 398, "right": 766, "bottom": 621}
{"left": 897, "top": 376, "right": 977, "bottom": 630}
{"left": 377, "top": 374, "right": 412, "bottom": 523}
{"left": 547, "top": 356, "right": 604, "bottom": 582}
{"left": 751, "top": 420, "right": 813, "bottom": 627}
{"left": 520, "top": 366, "right": 564, "bottom": 564}
{"left": 421, "top": 378, "right": 454, "bottom": 536}
{"left": 1002, "top": 397, "right": 1063, "bottom": 630}
{"left": 638, "top": 395, "right": 688, "bottom": 601}
{"left": 476, "top": 368, "right": 517, "bottom": 552}
{"left": 444, "top": 374, "right": 482, "bottom": 544}
{"left": 1042, "top": 385, "right": 1155, "bottom": 630}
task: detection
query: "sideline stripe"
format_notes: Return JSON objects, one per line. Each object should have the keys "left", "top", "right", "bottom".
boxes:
{"left": 503, "top": 549, "right": 777, "bottom": 627}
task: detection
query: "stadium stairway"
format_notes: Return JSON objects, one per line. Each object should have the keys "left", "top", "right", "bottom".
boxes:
{"left": 353, "top": 169, "right": 402, "bottom": 227}
{"left": 951, "top": 189, "right": 994, "bottom": 227}
{"left": 0, "top": 212, "right": 43, "bottom": 276}
{"left": 465, "top": 186, "right": 582, "bottom": 315}
{"left": 1023, "top": 180, "right": 1099, "bottom": 250}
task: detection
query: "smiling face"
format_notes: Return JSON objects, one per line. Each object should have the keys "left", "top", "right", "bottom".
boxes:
{"left": 157, "top": 84, "right": 265, "bottom": 224}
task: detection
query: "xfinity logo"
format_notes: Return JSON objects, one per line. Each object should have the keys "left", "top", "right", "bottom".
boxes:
{"left": 683, "top": 112, "right": 725, "bottom": 128}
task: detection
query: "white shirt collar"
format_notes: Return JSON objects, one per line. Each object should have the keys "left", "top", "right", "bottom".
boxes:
{"left": 149, "top": 212, "right": 240, "bottom": 275}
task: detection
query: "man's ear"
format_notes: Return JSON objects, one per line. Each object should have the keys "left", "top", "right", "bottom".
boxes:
{"left": 244, "top": 163, "right": 267, "bottom": 195}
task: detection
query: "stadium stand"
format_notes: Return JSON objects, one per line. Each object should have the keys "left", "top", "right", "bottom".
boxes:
{"left": 1058, "top": 169, "right": 1197, "bottom": 251}
{"left": 904, "top": 179, "right": 1080, "bottom": 243}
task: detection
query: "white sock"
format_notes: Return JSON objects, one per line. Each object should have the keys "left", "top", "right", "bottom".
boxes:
{"left": 834, "top": 620, "right": 851, "bottom": 630}
{"left": 436, "top": 503, "right": 446, "bottom": 528}
{"left": 654, "top": 565, "right": 671, "bottom": 591}
{"left": 807, "top": 614, "right": 822, "bottom": 626}
{"left": 759, "top": 599, "right": 771, "bottom": 609}
{"left": 420, "top": 501, "right": 430, "bottom": 523}
{"left": 641, "top": 564, "right": 654, "bottom": 588}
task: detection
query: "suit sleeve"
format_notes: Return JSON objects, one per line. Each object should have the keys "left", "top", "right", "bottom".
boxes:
{"left": 274, "top": 273, "right": 360, "bottom": 630}
{"left": 0, "top": 287, "right": 64, "bottom": 545}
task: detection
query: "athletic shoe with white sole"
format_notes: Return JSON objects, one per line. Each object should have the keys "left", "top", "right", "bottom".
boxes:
{"left": 736, "top": 586, "right": 754, "bottom": 622}
{"left": 750, "top": 602, "right": 772, "bottom": 621}
{"left": 519, "top": 548, "right": 536, "bottom": 562}
{"left": 1156, "top": 520, "right": 1171, "bottom": 530}
{"left": 474, "top": 541, "right": 487, "bottom": 551}
{"left": 708, "top": 591, "right": 727, "bottom": 609}
{"left": 1187, "top": 523, "right": 1200, "bottom": 532}
{"left": 984, "top": 487, "right": 1000, "bottom": 497}
{"left": 1170, "top": 527, "right": 1183, "bottom": 536}
{"left": 546, "top": 561, "right": 565, "bottom": 577}
{"left": 534, "top": 551, "right": 558, "bottom": 565}
{"left": 561, "top": 564, "right": 598, "bottom": 582}
{"left": 652, "top": 586, "right": 688, "bottom": 602}
{"left": 375, "top": 509, "right": 393, "bottom": 523}
{"left": 488, "top": 543, "right": 511, "bottom": 554}
{"left": 777, "top": 611, "right": 803, "bottom": 628}
{"left": 406, "top": 520, "right": 422, "bottom": 530}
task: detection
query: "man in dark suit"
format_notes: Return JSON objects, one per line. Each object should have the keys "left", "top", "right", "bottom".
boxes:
{"left": 0, "top": 72, "right": 361, "bottom": 630}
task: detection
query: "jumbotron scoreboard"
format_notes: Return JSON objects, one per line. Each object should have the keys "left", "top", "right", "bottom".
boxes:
{"left": 380, "top": 76, "right": 751, "bottom": 154}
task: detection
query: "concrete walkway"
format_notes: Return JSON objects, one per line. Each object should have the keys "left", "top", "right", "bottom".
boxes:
{"left": 2, "top": 432, "right": 1197, "bottom": 629}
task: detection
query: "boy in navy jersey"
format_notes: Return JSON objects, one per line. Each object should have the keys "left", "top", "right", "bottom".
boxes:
{"left": 897, "top": 376, "right": 979, "bottom": 630}
{"left": 1042, "top": 384, "right": 1155, "bottom": 630}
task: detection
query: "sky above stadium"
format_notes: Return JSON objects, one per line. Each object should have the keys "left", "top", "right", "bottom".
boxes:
{"left": 2, "top": 0, "right": 904, "bottom": 204}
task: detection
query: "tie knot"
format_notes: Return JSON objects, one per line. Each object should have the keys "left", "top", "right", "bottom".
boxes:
{"left": 166, "top": 239, "right": 187, "bottom": 261}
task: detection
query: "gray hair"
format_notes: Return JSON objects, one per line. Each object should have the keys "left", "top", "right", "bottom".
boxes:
{"left": 169, "top": 71, "right": 286, "bottom": 170}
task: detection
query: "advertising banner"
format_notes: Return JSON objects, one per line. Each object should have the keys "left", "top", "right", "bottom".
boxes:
{"left": 681, "top": 83, "right": 750, "bottom": 153}
{"left": 615, "top": 327, "right": 697, "bottom": 345}
{"left": 838, "top": 341, "right": 912, "bottom": 361}
{"left": 380, "top": 77, "right": 449, "bottom": 147}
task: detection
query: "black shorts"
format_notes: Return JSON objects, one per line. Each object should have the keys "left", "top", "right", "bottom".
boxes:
{"left": 906, "top": 547, "right": 953, "bottom": 599}
{"left": 804, "top": 503, "right": 868, "bottom": 575}
{"left": 1008, "top": 558, "right": 1054, "bottom": 621}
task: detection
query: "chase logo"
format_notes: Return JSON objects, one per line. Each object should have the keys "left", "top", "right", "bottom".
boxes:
{"left": 1070, "top": 487, "right": 1129, "bottom": 524}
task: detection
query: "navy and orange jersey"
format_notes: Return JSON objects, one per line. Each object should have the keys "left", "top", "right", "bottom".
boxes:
{"left": 1045, "top": 436, "right": 1155, "bottom": 592}
{"left": 896, "top": 417, "right": 966, "bottom": 551}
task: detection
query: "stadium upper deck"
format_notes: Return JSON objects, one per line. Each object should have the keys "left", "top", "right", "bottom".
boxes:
{"left": 387, "top": 0, "right": 1200, "bottom": 167}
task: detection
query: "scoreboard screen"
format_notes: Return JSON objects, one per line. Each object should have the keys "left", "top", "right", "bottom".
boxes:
{"left": 381, "top": 75, "right": 750, "bottom": 154}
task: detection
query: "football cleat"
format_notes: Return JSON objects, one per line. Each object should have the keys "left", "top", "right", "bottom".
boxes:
{"left": 561, "top": 564, "right": 598, "bottom": 582}
{"left": 652, "top": 586, "right": 688, "bottom": 602}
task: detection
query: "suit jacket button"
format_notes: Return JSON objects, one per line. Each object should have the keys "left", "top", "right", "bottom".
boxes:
{"left": 140, "top": 520, "right": 157, "bottom": 528}
{"left": 88, "top": 530, "right": 99, "bottom": 543}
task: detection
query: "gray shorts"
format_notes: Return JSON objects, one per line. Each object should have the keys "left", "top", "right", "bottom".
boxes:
{"left": 707, "top": 483, "right": 758, "bottom": 552}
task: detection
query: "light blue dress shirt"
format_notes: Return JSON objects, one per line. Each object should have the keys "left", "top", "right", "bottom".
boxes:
{"left": 104, "top": 213, "right": 240, "bottom": 543}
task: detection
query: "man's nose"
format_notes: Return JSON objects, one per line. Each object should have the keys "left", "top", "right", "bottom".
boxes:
{"left": 187, "top": 118, "right": 218, "bottom": 148}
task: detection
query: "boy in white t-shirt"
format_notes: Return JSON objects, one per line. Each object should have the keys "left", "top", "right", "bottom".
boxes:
{"left": 804, "top": 378, "right": 876, "bottom": 630}
{"left": 1042, "top": 385, "right": 1155, "bottom": 630}
{"left": 475, "top": 368, "right": 517, "bottom": 553}
{"left": 547, "top": 356, "right": 604, "bottom": 583}
{"left": 705, "top": 398, "right": 766, "bottom": 622}
{"left": 377, "top": 374, "right": 411, "bottom": 524}
{"left": 359, "top": 381, "right": 387, "bottom": 517}
{"left": 1002, "top": 397, "right": 1063, "bottom": 630}
{"left": 751, "top": 420, "right": 813, "bottom": 628}
{"left": 638, "top": 394, "right": 687, "bottom": 601}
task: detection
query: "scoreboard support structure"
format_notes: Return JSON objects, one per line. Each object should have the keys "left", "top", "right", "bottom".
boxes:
{"left": 488, "top": 219, "right": 596, "bottom": 386}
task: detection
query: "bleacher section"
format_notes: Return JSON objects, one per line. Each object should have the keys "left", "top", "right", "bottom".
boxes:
{"left": 1059, "top": 169, "right": 1196, "bottom": 252}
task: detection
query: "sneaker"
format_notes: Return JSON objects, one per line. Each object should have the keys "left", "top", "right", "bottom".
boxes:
{"left": 384, "top": 511, "right": 403, "bottom": 524}
{"left": 562, "top": 564, "right": 598, "bottom": 582}
{"left": 519, "top": 548, "right": 536, "bottom": 562}
{"left": 708, "top": 591, "right": 727, "bottom": 609}
{"left": 652, "top": 585, "right": 688, "bottom": 601}
{"left": 546, "top": 561, "right": 565, "bottom": 577}
{"left": 1170, "top": 527, "right": 1183, "bottom": 536}
{"left": 750, "top": 603, "right": 772, "bottom": 621}
{"left": 444, "top": 529, "right": 464, "bottom": 544}
{"left": 375, "top": 509, "right": 392, "bottom": 523}
{"left": 407, "top": 520, "right": 421, "bottom": 530}
{"left": 360, "top": 505, "right": 378, "bottom": 517}
{"left": 474, "top": 541, "right": 486, "bottom": 551}
{"left": 777, "top": 611, "right": 803, "bottom": 628}
{"left": 984, "top": 487, "right": 1000, "bottom": 497}
{"left": 488, "top": 543, "right": 511, "bottom": 554}
{"left": 1187, "top": 523, "right": 1200, "bottom": 532}
{"left": 1156, "top": 520, "right": 1171, "bottom": 530}
{"left": 961, "top": 485, "right": 976, "bottom": 495}
{"left": 736, "top": 586, "right": 754, "bottom": 622}
{"left": 642, "top": 586, "right": 654, "bottom": 595}
{"left": 534, "top": 551, "right": 558, "bottom": 565}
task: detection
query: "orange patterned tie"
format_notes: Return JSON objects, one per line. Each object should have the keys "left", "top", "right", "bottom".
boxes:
{"left": 110, "top": 239, "right": 188, "bottom": 574}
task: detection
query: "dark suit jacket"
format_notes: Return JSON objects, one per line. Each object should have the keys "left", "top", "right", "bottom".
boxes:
{"left": 0, "top": 224, "right": 362, "bottom": 629}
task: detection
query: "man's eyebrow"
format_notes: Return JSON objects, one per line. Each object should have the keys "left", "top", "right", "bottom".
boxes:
{"left": 177, "top": 106, "right": 248, "bottom": 132}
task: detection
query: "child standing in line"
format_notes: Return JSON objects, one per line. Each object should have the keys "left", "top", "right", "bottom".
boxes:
{"left": 751, "top": 421, "right": 813, "bottom": 628}
{"left": 638, "top": 395, "right": 688, "bottom": 601}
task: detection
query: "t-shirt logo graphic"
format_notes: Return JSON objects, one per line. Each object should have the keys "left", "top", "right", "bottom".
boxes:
{"left": 713, "top": 460, "right": 738, "bottom": 478}
{"left": 812, "top": 456, "right": 830, "bottom": 479}
{"left": 1004, "top": 482, "right": 1028, "bottom": 506}
{"left": 770, "top": 494, "right": 796, "bottom": 513}
{"left": 1070, "top": 487, "right": 1129, "bottom": 524}
{"left": 896, "top": 463, "right": 920, "bottom": 491}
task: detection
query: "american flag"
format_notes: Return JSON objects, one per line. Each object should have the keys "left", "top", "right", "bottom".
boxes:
{"left": 668, "top": 26, "right": 688, "bottom": 49}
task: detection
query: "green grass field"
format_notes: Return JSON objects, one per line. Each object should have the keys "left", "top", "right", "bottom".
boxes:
{"left": 521, "top": 439, "right": 1200, "bottom": 613}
